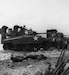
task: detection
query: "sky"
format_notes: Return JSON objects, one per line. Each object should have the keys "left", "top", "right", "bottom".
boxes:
{"left": 0, "top": 0, "right": 69, "bottom": 34}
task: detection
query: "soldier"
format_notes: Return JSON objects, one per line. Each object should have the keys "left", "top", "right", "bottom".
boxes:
{"left": 7, "top": 28, "right": 13, "bottom": 38}
{"left": 13, "top": 25, "right": 19, "bottom": 37}
{"left": 22, "top": 25, "right": 26, "bottom": 35}
{"left": 64, "top": 41, "right": 67, "bottom": 49}
{"left": 18, "top": 25, "right": 26, "bottom": 35}
{"left": 28, "top": 28, "right": 33, "bottom": 35}
{"left": 1, "top": 25, "right": 8, "bottom": 44}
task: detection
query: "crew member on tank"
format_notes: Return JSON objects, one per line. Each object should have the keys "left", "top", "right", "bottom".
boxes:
{"left": 22, "top": 25, "right": 26, "bottom": 34}
{"left": 1, "top": 26, "right": 8, "bottom": 44}
{"left": 13, "top": 25, "right": 19, "bottom": 37}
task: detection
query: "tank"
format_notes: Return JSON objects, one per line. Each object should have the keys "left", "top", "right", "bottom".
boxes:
{"left": 2, "top": 25, "right": 48, "bottom": 51}
{"left": 1, "top": 25, "right": 67, "bottom": 51}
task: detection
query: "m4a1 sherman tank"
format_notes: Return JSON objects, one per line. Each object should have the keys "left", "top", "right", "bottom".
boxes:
{"left": 1, "top": 25, "right": 68, "bottom": 51}
{"left": 1, "top": 25, "right": 48, "bottom": 51}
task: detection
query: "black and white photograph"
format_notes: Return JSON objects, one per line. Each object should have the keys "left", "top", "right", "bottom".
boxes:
{"left": 0, "top": 0, "right": 69, "bottom": 75}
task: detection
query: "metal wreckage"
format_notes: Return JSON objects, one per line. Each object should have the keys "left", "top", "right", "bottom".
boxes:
{"left": 0, "top": 25, "right": 69, "bottom": 51}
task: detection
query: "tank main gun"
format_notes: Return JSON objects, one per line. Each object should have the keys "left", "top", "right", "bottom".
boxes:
{"left": 27, "top": 31, "right": 47, "bottom": 35}
{"left": 35, "top": 32, "right": 47, "bottom": 34}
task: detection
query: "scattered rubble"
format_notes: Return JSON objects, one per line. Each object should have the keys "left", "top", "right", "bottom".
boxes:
{"left": 0, "top": 52, "right": 11, "bottom": 61}
{"left": 0, "top": 50, "right": 69, "bottom": 75}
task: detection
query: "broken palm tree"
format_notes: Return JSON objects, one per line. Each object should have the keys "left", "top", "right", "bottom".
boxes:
{"left": 45, "top": 50, "right": 69, "bottom": 75}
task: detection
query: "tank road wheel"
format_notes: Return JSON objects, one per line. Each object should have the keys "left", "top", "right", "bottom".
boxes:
{"left": 8, "top": 43, "right": 14, "bottom": 50}
{"left": 20, "top": 45, "right": 29, "bottom": 52}
{"left": 34, "top": 47, "right": 38, "bottom": 52}
{"left": 22, "top": 44, "right": 34, "bottom": 52}
{"left": 3, "top": 43, "right": 9, "bottom": 50}
{"left": 16, "top": 44, "right": 23, "bottom": 51}
{"left": 27, "top": 45, "right": 34, "bottom": 52}
{"left": 37, "top": 43, "right": 44, "bottom": 51}
{"left": 12, "top": 44, "right": 17, "bottom": 51}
